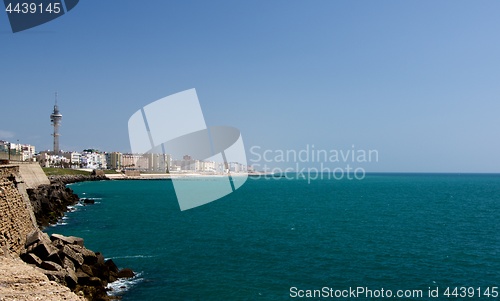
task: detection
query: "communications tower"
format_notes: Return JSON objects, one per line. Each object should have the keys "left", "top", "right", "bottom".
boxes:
{"left": 50, "top": 93, "right": 62, "bottom": 154}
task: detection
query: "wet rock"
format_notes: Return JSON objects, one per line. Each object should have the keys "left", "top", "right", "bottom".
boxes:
{"left": 83, "top": 198, "right": 95, "bottom": 205}
{"left": 117, "top": 268, "right": 135, "bottom": 278}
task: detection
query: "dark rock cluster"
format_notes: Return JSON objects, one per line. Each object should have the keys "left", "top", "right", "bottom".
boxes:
{"left": 21, "top": 230, "right": 134, "bottom": 301}
{"left": 21, "top": 174, "right": 134, "bottom": 300}
{"left": 27, "top": 182, "right": 80, "bottom": 228}
{"left": 27, "top": 175, "right": 108, "bottom": 228}
{"left": 48, "top": 174, "right": 108, "bottom": 185}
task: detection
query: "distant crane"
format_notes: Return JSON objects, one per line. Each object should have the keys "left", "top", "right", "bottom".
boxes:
{"left": 50, "top": 92, "right": 62, "bottom": 154}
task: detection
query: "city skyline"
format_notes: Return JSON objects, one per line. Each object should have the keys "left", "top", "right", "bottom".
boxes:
{"left": 1, "top": 1, "right": 500, "bottom": 172}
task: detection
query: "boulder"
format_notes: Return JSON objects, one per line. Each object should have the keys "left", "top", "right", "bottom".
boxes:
{"left": 81, "top": 264, "right": 94, "bottom": 277}
{"left": 51, "top": 233, "right": 74, "bottom": 244}
{"left": 76, "top": 270, "right": 90, "bottom": 285}
{"left": 83, "top": 198, "right": 95, "bottom": 205}
{"left": 20, "top": 252, "right": 42, "bottom": 266}
{"left": 95, "top": 252, "right": 105, "bottom": 265}
{"left": 40, "top": 261, "right": 63, "bottom": 272}
{"left": 117, "top": 268, "right": 135, "bottom": 278}
{"left": 47, "top": 251, "right": 64, "bottom": 267}
{"left": 25, "top": 230, "right": 45, "bottom": 248}
{"left": 104, "top": 259, "right": 119, "bottom": 274}
{"left": 72, "top": 236, "right": 84, "bottom": 246}
{"left": 62, "top": 245, "right": 84, "bottom": 267}
{"left": 80, "top": 248, "right": 97, "bottom": 265}
{"left": 43, "top": 270, "right": 66, "bottom": 283}
{"left": 88, "top": 277, "right": 103, "bottom": 287}
{"left": 50, "top": 234, "right": 84, "bottom": 246}
{"left": 65, "top": 268, "right": 78, "bottom": 289}
{"left": 33, "top": 240, "right": 56, "bottom": 260}
{"left": 63, "top": 256, "right": 75, "bottom": 271}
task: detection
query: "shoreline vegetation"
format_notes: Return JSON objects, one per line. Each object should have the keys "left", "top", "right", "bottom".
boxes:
{"left": 22, "top": 172, "right": 135, "bottom": 301}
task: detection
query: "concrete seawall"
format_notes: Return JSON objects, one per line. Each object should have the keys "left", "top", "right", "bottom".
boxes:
{"left": 17, "top": 163, "right": 50, "bottom": 189}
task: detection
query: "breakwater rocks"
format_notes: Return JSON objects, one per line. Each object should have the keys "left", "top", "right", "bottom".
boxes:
{"left": 27, "top": 182, "right": 80, "bottom": 228}
{"left": 28, "top": 175, "right": 108, "bottom": 228}
{"left": 21, "top": 230, "right": 134, "bottom": 301}
{"left": 21, "top": 173, "right": 135, "bottom": 300}
{"left": 48, "top": 174, "right": 108, "bottom": 185}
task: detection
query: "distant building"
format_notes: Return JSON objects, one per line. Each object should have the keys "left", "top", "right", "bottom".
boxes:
{"left": 62, "top": 152, "right": 81, "bottom": 167}
{"left": 106, "top": 152, "right": 122, "bottom": 170}
{"left": 146, "top": 153, "right": 170, "bottom": 173}
{"left": 80, "top": 150, "right": 107, "bottom": 169}
{"left": 0, "top": 140, "right": 36, "bottom": 162}
{"left": 122, "top": 154, "right": 149, "bottom": 171}
{"left": 37, "top": 152, "right": 69, "bottom": 168}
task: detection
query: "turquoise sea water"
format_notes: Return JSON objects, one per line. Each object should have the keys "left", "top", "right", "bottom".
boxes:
{"left": 47, "top": 174, "right": 500, "bottom": 300}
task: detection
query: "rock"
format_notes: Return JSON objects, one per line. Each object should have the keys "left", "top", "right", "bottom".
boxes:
{"left": 80, "top": 248, "right": 97, "bottom": 265}
{"left": 33, "top": 240, "right": 56, "bottom": 259}
{"left": 51, "top": 233, "right": 75, "bottom": 244}
{"left": 40, "top": 261, "right": 63, "bottom": 272}
{"left": 117, "top": 268, "right": 135, "bottom": 278}
{"left": 76, "top": 270, "right": 90, "bottom": 285}
{"left": 43, "top": 270, "right": 66, "bottom": 283}
{"left": 25, "top": 230, "right": 44, "bottom": 248}
{"left": 47, "top": 251, "right": 64, "bottom": 266}
{"left": 88, "top": 277, "right": 103, "bottom": 287}
{"left": 52, "top": 239, "right": 65, "bottom": 250}
{"left": 83, "top": 198, "right": 95, "bottom": 205}
{"left": 20, "top": 252, "right": 42, "bottom": 266}
{"left": 63, "top": 256, "right": 75, "bottom": 271}
{"left": 72, "top": 236, "right": 84, "bottom": 246}
{"left": 104, "top": 259, "right": 119, "bottom": 274}
{"left": 65, "top": 268, "right": 78, "bottom": 289}
{"left": 62, "top": 245, "right": 84, "bottom": 267}
{"left": 95, "top": 252, "right": 105, "bottom": 265}
{"left": 81, "top": 264, "right": 94, "bottom": 277}
{"left": 51, "top": 234, "right": 85, "bottom": 246}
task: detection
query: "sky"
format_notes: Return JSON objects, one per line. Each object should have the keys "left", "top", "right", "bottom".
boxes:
{"left": 0, "top": 1, "right": 499, "bottom": 173}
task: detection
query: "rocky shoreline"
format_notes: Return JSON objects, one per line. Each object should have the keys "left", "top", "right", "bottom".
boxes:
{"left": 28, "top": 174, "right": 107, "bottom": 228}
{"left": 21, "top": 174, "right": 134, "bottom": 301}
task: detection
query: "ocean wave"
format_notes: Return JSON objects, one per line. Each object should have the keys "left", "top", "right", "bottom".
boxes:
{"left": 50, "top": 221, "right": 68, "bottom": 227}
{"left": 106, "top": 272, "right": 144, "bottom": 296}
{"left": 108, "top": 255, "right": 155, "bottom": 260}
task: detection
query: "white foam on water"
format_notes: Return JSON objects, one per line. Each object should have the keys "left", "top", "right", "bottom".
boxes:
{"left": 50, "top": 221, "right": 68, "bottom": 227}
{"left": 112, "top": 255, "right": 155, "bottom": 259}
{"left": 106, "top": 272, "right": 144, "bottom": 296}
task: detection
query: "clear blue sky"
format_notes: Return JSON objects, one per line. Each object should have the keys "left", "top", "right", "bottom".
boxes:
{"left": 1, "top": 1, "right": 499, "bottom": 172}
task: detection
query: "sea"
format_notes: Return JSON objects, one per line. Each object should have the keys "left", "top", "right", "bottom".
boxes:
{"left": 46, "top": 173, "right": 500, "bottom": 300}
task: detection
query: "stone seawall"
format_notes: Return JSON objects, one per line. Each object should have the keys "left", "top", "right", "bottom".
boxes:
{"left": 0, "top": 165, "right": 38, "bottom": 256}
